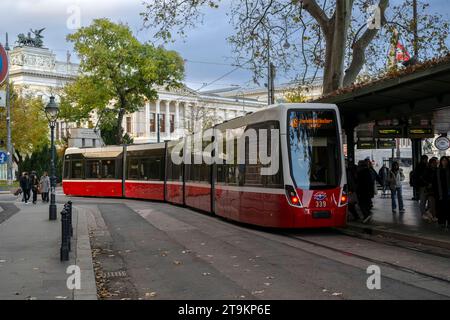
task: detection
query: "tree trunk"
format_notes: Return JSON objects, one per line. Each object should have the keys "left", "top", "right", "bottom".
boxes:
{"left": 322, "top": 0, "right": 353, "bottom": 94}
{"left": 116, "top": 96, "right": 126, "bottom": 145}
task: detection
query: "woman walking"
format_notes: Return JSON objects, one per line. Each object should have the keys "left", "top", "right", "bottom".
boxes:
{"left": 389, "top": 161, "right": 405, "bottom": 214}
{"left": 435, "top": 156, "right": 450, "bottom": 229}
{"left": 40, "top": 171, "right": 50, "bottom": 203}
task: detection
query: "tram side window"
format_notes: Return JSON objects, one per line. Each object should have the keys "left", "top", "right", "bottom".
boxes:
{"left": 63, "top": 161, "right": 70, "bottom": 179}
{"left": 71, "top": 160, "right": 84, "bottom": 179}
{"left": 142, "top": 157, "right": 164, "bottom": 181}
{"left": 102, "top": 160, "right": 116, "bottom": 179}
{"left": 86, "top": 160, "right": 101, "bottom": 179}
{"left": 128, "top": 158, "right": 140, "bottom": 180}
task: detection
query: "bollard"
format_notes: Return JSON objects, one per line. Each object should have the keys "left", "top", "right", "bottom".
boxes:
{"left": 60, "top": 208, "right": 70, "bottom": 261}
{"left": 63, "top": 203, "right": 72, "bottom": 252}
{"left": 67, "top": 201, "right": 73, "bottom": 238}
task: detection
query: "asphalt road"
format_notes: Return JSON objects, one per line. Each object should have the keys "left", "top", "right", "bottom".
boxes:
{"left": 28, "top": 193, "right": 450, "bottom": 300}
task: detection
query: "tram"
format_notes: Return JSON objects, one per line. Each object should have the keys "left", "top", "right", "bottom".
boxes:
{"left": 63, "top": 103, "right": 347, "bottom": 228}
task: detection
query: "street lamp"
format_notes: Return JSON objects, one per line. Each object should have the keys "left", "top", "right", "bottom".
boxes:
{"left": 45, "top": 96, "right": 59, "bottom": 221}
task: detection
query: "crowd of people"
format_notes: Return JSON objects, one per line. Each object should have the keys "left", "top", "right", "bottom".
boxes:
{"left": 347, "top": 155, "right": 450, "bottom": 229}
{"left": 18, "top": 171, "right": 50, "bottom": 205}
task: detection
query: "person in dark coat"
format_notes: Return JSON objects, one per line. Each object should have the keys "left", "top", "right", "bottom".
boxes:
{"left": 365, "top": 158, "right": 382, "bottom": 209}
{"left": 434, "top": 156, "right": 450, "bottom": 228}
{"left": 378, "top": 164, "right": 390, "bottom": 198}
{"left": 356, "top": 160, "right": 373, "bottom": 223}
{"left": 29, "top": 171, "right": 40, "bottom": 205}
{"left": 19, "top": 172, "right": 31, "bottom": 204}
{"left": 346, "top": 161, "right": 360, "bottom": 221}
{"left": 414, "top": 155, "right": 429, "bottom": 217}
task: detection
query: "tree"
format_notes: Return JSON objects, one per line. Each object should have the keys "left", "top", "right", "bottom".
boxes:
{"left": 142, "top": 0, "right": 449, "bottom": 94}
{"left": 0, "top": 84, "right": 49, "bottom": 167}
{"left": 65, "top": 18, "right": 185, "bottom": 144}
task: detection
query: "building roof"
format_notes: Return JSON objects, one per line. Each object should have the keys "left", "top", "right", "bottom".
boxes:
{"left": 315, "top": 55, "right": 450, "bottom": 125}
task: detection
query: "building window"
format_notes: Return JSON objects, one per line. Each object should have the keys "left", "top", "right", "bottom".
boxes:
{"left": 159, "top": 114, "right": 165, "bottom": 133}
{"left": 93, "top": 139, "right": 96, "bottom": 148}
{"left": 82, "top": 138, "right": 85, "bottom": 148}
{"left": 170, "top": 114, "right": 175, "bottom": 133}
{"left": 126, "top": 117, "right": 132, "bottom": 134}
{"left": 150, "top": 113, "right": 156, "bottom": 132}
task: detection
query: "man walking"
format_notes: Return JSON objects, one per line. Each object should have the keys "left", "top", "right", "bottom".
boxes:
{"left": 19, "top": 172, "right": 31, "bottom": 204}
{"left": 29, "top": 171, "right": 40, "bottom": 205}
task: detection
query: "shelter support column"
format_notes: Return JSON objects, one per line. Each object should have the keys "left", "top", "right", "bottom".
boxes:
{"left": 344, "top": 119, "right": 357, "bottom": 166}
{"left": 411, "top": 138, "right": 423, "bottom": 200}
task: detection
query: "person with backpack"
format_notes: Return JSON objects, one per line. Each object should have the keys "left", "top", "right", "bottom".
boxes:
{"left": 389, "top": 161, "right": 405, "bottom": 214}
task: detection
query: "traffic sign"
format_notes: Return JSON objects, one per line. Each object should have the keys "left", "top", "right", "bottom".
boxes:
{"left": 0, "top": 151, "right": 8, "bottom": 164}
{"left": 0, "top": 44, "right": 8, "bottom": 85}
{"left": 435, "top": 136, "right": 450, "bottom": 151}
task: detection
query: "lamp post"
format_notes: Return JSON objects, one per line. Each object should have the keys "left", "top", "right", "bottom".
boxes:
{"left": 45, "top": 96, "right": 59, "bottom": 221}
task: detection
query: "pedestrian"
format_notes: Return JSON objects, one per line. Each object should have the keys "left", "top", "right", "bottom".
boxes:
{"left": 356, "top": 160, "right": 373, "bottom": 223}
{"left": 378, "top": 164, "right": 390, "bottom": 198}
{"left": 424, "top": 157, "right": 438, "bottom": 222}
{"left": 414, "top": 155, "right": 429, "bottom": 218}
{"left": 434, "top": 156, "right": 450, "bottom": 229}
{"left": 40, "top": 171, "right": 50, "bottom": 203}
{"left": 388, "top": 161, "right": 405, "bottom": 214}
{"left": 29, "top": 171, "right": 40, "bottom": 205}
{"left": 346, "top": 161, "right": 360, "bottom": 221}
{"left": 365, "top": 158, "right": 382, "bottom": 210}
{"left": 19, "top": 172, "right": 31, "bottom": 204}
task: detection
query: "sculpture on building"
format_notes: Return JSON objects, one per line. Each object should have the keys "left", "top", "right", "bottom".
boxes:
{"left": 16, "top": 28, "right": 46, "bottom": 48}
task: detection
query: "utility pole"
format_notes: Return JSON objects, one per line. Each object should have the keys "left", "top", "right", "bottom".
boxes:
{"left": 5, "top": 33, "right": 12, "bottom": 185}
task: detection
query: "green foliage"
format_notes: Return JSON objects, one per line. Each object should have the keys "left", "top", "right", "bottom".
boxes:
{"left": 64, "top": 18, "right": 185, "bottom": 144}
{"left": 0, "top": 84, "right": 49, "bottom": 164}
{"left": 18, "top": 144, "right": 63, "bottom": 182}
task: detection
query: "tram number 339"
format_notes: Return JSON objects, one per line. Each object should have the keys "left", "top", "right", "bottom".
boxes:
{"left": 315, "top": 200, "right": 327, "bottom": 208}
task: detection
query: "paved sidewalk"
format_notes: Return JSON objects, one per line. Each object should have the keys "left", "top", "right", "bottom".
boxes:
{"left": 343, "top": 185, "right": 450, "bottom": 250}
{"left": 0, "top": 198, "right": 96, "bottom": 300}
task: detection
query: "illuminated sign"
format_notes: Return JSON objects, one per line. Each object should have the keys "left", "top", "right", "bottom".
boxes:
{"left": 377, "top": 139, "right": 396, "bottom": 149}
{"left": 373, "top": 126, "right": 404, "bottom": 138}
{"left": 407, "top": 127, "right": 434, "bottom": 138}
{"left": 291, "top": 118, "right": 334, "bottom": 129}
{"left": 357, "top": 139, "right": 376, "bottom": 149}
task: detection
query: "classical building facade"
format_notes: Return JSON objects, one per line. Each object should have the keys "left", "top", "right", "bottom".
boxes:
{"left": 8, "top": 43, "right": 265, "bottom": 147}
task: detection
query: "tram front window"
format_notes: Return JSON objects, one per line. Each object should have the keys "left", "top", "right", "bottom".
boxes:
{"left": 288, "top": 110, "right": 341, "bottom": 190}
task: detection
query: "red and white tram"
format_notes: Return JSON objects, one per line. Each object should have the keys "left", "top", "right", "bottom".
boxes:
{"left": 63, "top": 103, "right": 347, "bottom": 228}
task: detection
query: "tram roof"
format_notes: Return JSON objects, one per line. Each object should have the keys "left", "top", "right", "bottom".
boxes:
{"left": 314, "top": 56, "right": 450, "bottom": 124}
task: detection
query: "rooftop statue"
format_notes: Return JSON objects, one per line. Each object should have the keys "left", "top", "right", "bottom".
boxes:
{"left": 17, "top": 28, "right": 46, "bottom": 48}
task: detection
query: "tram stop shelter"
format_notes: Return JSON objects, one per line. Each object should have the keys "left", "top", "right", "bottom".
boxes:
{"left": 315, "top": 56, "right": 450, "bottom": 248}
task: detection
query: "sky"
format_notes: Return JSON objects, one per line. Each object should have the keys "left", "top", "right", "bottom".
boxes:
{"left": 1, "top": 0, "right": 449, "bottom": 92}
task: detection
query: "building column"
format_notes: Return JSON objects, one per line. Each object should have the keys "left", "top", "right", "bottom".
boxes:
{"left": 145, "top": 101, "right": 150, "bottom": 138}
{"left": 165, "top": 100, "right": 171, "bottom": 137}
{"left": 175, "top": 101, "right": 180, "bottom": 137}
{"left": 156, "top": 100, "right": 161, "bottom": 143}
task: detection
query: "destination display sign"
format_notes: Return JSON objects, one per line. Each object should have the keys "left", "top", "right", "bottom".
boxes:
{"left": 377, "top": 139, "right": 397, "bottom": 149}
{"left": 407, "top": 127, "right": 434, "bottom": 138}
{"left": 357, "top": 139, "right": 376, "bottom": 149}
{"left": 373, "top": 126, "right": 404, "bottom": 138}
